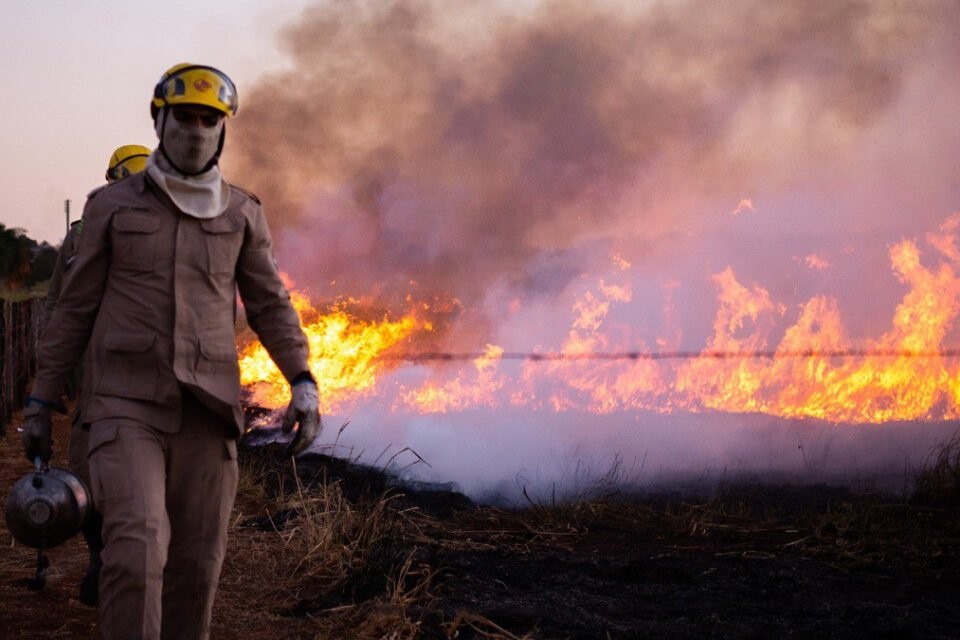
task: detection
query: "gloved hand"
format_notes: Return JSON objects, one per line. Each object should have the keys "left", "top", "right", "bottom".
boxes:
{"left": 282, "top": 376, "right": 321, "bottom": 457}
{"left": 21, "top": 400, "right": 54, "bottom": 463}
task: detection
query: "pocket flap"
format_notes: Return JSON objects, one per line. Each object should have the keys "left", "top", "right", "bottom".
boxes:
{"left": 200, "top": 214, "right": 244, "bottom": 234}
{"left": 103, "top": 333, "right": 156, "bottom": 353}
{"left": 112, "top": 213, "right": 160, "bottom": 233}
{"left": 87, "top": 422, "right": 120, "bottom": 456}
{"left": 200, "top": 339, "right": 238, "bottom": 362}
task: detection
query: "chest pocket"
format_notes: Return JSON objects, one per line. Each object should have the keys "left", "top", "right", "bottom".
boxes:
{"left": 111, "top": 211, "right": 160, "bottom": 272}
{"left": 200, "top": 215, "right": 244, "bottom": 275}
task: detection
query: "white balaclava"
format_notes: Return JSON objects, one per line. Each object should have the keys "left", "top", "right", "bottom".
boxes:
{"left": 146, "top": 108, "right": 230, "bottom": 219}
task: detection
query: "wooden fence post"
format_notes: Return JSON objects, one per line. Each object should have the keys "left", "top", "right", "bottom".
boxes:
{"left": 0, "top": 302, "right": 6, "bottom": 435}
{"left": 0, "top": 298, "right": 42, "bottom": 436}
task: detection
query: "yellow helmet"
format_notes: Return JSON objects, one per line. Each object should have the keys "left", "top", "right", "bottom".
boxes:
{"left": 106, "top": 144, "right": 152, "bottom": 182}
{"left": 151, "top": 63, "right": 238, "bottom": 120}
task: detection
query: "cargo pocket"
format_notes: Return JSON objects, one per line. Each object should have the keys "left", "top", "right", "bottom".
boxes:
{"left": 95, "top": 333, "right": 159, "bottom": 401}
{"left": 200, "top": 215, "right": 244, "bottom": 275}
{"left": 87, "top": 422, "right": 133, "bottom": 504}
{"left": 111, "top": 210, "right": 159, "bottom": 272}
{"left": 198, "top": 339, "right": 239, "bottom": 371}
{"left": 87, "top": 422, "right": 120, "bottom": 457}
{"left": 197, "top": 339, "right": 241, "bottom": 400}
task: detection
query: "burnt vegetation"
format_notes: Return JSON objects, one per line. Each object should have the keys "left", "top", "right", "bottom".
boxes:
{"left": 2, "top": 410, "right": 960, "bottom": 639}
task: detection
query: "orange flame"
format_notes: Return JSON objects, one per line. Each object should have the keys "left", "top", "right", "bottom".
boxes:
{"left": 238, "top": 289, "right": 423, "bottom": 411}
{"left": 397, "top": 344, "right": 506, "bottom": 413}
{"left": 238, "top": 215, "right": 960, "bottom": 424}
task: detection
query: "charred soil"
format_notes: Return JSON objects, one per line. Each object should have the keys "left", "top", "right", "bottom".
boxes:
{"left": 2, "top": 409, "right": 960, "bottom": 639}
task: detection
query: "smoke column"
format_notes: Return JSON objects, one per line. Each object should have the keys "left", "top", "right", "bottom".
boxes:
{"left": 230, "top": 0, "right": 957, "bottom": 309}
{"left": 228, "top": 0, "right": 960, "bottom": 500}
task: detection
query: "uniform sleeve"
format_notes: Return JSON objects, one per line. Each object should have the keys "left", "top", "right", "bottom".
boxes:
{"left": 39, "top": 226, "right": 80, "bottom": 337}
{"left": 40, "top": 239, "right": 67, "bottom": 336}
{"left": 30, "top": 200, "right": 110, "bottom": 402}
{"left": 235, "top": 199, "right": 310, "bottom": 382}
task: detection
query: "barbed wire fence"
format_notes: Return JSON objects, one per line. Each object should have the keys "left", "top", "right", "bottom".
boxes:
{"left": 378, "top": 349, "right": 960, "bottom": 362}
{"left": 0, "top": 298, "right": 42, "bottom": 435}
{"left": 3, "top": 289, "right": 960, "bottom": 436}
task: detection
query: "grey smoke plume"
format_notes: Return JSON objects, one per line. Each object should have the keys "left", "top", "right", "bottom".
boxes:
{"left": 227, "top": 0, "right": 956, "bottom": 320}
{"left": 228, "top": 0, "right": 960, "bottom": 499}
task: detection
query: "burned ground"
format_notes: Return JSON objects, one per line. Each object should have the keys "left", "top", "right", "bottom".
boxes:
{"left": 1, "top": 409, "right": 959, "bottom": 639}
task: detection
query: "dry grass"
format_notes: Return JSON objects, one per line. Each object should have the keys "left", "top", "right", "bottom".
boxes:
{"left": 214, "top": 444, "right": 594, "bottom": 639}
{"left": 215, "top": 432, "right": 960, "bottom": 638}
{"left": 446, "top": 611, "right": 538, "bottom": 639}
{"left": 913, "top": 430, "right": 960, "bottom": 506}
{"left": 5, "top": 408, "right": 960, "bottom": 639}
{"left": 0, "top": 284, "right": 45, "bottom": 302}
{"left": 220, "top": 448, "right": 442, "bottom": 639}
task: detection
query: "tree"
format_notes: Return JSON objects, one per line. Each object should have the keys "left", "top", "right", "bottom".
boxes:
{"left": 0, "top": 223, "right": 25, "bottom": 283}
{"left": 27, "top": 243, "right": 58, "bottom": 285}
{"left": 0, "top": 223, "right": 48, "bottom": 289}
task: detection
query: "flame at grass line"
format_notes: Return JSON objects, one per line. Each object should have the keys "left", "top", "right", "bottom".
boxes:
{"left": 394, "top": 215, "right": 960, "bottom": 422}
{"left": 238, "top": 288, "right": 425, "bottom": 411}
{"left": 238, "top": 215, "right": 960, "bottom": 424}
{"left": 669, "top": 239, "right": 959, "bottom": 423}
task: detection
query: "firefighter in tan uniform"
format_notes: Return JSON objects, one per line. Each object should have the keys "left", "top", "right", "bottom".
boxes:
{"left": 40, "top": 145, "right": 151, "bottom": 333}
{"left": 39, "top": 144, "right": 152, "bottom": 608}
{"left": 23, "top": 64, "right": 321, "bottom": 640}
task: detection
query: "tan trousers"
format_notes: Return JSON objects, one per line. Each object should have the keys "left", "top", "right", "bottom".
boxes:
{"left": 87, "top": 392, "right": 239, "bottom": 640}
{"left": 68, "top": 415, "right": 92, "bottom": 487}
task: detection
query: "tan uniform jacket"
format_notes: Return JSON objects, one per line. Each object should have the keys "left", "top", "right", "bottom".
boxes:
{"left": 39, "top": 220, "right": 83, "bottom": 335}
{"left": 40, "top": 220, "right": 85, "bottom": 400}
{"left": 31, "top": 172, "right": 309, "bottom": 435}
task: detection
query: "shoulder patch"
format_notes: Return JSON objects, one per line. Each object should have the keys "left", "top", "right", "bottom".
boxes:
{"left": 71, "top": 219, "right": 85, "bottom": 236}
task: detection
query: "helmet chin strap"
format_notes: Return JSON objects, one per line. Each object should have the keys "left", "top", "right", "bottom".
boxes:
{"left": 157, "top": 109, "right": 225, "bottom": 176}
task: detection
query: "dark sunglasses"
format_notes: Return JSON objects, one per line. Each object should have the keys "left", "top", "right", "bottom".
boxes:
{"left": 170, "top": 108, "right": 223, "bottom": 128}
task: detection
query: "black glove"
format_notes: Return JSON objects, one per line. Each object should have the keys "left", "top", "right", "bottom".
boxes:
{"left": 21, "top": 399, "right": 54, "bottom": 463}
{"left": 282, "top": 375, "right": 321, "bottom": 457}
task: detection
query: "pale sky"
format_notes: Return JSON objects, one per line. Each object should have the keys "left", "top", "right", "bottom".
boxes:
{"left": 0, "top": 0, "right": 315, "bottom": 244}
